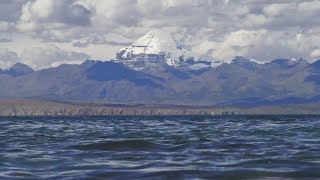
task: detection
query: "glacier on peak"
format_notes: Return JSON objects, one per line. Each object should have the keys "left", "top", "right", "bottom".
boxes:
{"left": 115, "top": 30, "right": 211, "bottom": 71}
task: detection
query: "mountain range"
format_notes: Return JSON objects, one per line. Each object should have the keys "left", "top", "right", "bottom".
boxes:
{"left": 1, "top": 31, "right": 320, "bottom": 107}
{"left": 0, "top": 56, "right": 320, "bottom": 107}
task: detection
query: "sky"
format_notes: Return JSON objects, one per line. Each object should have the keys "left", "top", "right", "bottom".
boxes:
{"left": 0, "top": 0, "right": 320, "bottom": 69}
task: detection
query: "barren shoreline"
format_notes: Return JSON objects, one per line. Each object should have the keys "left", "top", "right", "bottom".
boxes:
{"left": 0, "top": 99, "right": 320, "bottom": 116}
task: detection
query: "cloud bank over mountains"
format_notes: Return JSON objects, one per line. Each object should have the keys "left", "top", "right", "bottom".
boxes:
{"left": 0, "top": 0, "right": 320, "bottom": 69}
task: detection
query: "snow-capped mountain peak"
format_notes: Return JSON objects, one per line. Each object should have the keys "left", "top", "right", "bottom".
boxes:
{"left": 117, "top": 30, "right": 188, "bottom": 64}
{"left": 115, "top": 30, "right": 210, "bottom": 71}
{"left": 131, "top": 30, "right": 183, "bottom": 53}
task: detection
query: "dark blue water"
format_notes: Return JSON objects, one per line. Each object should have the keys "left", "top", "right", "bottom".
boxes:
{"left": 1, "top": 115, "right": 320, "bottom": 179}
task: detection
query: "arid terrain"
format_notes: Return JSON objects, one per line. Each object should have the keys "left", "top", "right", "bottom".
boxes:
{"left": 0, "top": 99, "right": 320, "bottom": 116}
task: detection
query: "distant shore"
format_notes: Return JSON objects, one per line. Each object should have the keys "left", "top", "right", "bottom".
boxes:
{"left": 0, "top": 99, "right": 320, "bottom": 116}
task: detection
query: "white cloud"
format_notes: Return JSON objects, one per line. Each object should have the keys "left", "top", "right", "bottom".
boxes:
{"left": 20, "top": 44, "right": 90, "bottom": 69}
{"left": 263, "top": 3, "right": 293, "bottom": 17}
{"left": 0, "top": 49, "right": 21, "bottom": 69}
{"left": 17, "top": 0, "right": 92, "bottom": 41}
{"left": 298, "top": 1, "right": 320, "bottom": 14}
{"left": 0, "top": 21, "right": 9, "bottom": 31}
{"left": 310, "top": 50, "right": 320, "bottom": 61}
{"left": 1, "top": 0, "right": 320, "bottom": 68}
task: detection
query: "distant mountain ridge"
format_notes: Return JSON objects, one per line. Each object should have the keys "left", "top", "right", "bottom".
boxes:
{"left": 1, "top": 63, "right": 34, "bottom": 76}
{"left": 0, "top": 57, "right": 319, "bottom": 107}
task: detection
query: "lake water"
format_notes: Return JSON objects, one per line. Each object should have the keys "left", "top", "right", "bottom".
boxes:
{"left": 1, "top": 115, "right": 320, "bottom": 179}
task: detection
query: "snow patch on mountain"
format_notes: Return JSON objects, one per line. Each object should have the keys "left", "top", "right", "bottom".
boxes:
{"left": 269, "top": 58, "right": 309, "bottom": 67}
{"left": 248, "top": 58, "right": 264, "bottom": 64}
{"left": 231, "top": 56, "right": 263, "bottom": 64}
{"left": 290, "top": 58, "right": 309, "bottom": 65}
{"left": 209, "top": 56, "right": 264, "bottom": 68}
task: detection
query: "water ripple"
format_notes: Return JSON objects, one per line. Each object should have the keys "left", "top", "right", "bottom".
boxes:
{"left": 0, "top": 115, "right": 320, "bottom": 179}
